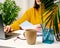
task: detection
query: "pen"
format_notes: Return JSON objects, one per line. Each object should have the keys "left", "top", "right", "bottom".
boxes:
{"left": 14, "top": 36, "right": 26, "bottom": 41}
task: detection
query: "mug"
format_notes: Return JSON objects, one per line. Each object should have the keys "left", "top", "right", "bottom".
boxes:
{"left": 25, "top": 29, "right": 36, "bottom": 45}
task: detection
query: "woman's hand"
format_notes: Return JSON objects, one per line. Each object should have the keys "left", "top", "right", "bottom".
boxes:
{"left": 34, "top": 24, "right": 42, "bottom": 32}
{"left": 4, "top": 25, "right": 13, "bottom": 33}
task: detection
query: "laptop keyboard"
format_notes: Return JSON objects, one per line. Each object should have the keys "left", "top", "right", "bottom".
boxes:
{"left": 5, "top": 32, "right": 19, "bottom": 39}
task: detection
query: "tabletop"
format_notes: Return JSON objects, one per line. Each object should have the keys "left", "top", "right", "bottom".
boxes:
{"left": 0, "top": 30, "right": 60, "bottom": 48}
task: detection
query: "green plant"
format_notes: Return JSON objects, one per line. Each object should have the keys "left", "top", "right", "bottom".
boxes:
{"left": 56, "top": 2, "right": 60, "bottom": 22}
{"left": 0, "top": 0, "right": 20, "bottom": 25}
{"left": 40, "top": 0, "right": 60, "bottom": 39}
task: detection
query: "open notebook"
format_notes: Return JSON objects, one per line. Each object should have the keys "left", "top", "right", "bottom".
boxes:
{"left": 20, "top": 21, "right": 35, "bottom": 30}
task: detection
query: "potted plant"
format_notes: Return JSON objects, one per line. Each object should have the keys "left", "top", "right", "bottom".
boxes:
{"left": 0, "top": 0, "right": 20, "bottom": 25}
{"left": 40, "top": 0, "right": 60, "bottom": 42}
{"left": 55, "top": 1, "right": 60, "bottom": 41}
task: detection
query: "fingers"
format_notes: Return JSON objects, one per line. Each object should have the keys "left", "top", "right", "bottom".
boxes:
{"left": 10, "top": 29, "right": 13, "bottom": 31}
{"left": 4, "top": 27, "right": 7, "bottom": 32}
{"left": 34, "top": 24, "right": 42, "bottom": 32}
{"left": 7, "top": 26, "right": 11, "bottom": 32}
{"left": 4, "top": 26, "right": 13, "bottom": 33}
{"left": 35, "top": 27, "right": 42, "bottom": 32}
{"left": 4, "top": 26, "right": 8, "bottom": 32}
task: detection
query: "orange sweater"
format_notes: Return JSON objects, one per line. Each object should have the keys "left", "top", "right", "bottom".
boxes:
{"left": 10, "top": 5, "right": 60, "bottom": 31}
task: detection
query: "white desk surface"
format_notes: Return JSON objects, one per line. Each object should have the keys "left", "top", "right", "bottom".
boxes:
{"left": 0, "top": 30, "right": 60, "bottom": 48}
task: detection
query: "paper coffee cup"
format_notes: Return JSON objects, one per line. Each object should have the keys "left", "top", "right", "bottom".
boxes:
{"left": 25, "top": 29, "right": 36, "bottom": 45}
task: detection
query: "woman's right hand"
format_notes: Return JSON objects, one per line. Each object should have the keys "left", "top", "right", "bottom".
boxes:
{"left": 4, "top": 25, "right": 13, "bottom": 33}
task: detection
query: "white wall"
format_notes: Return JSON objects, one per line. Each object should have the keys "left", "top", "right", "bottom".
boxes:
{"left": 0, "top": 0, "right": 4, "bottom": 3}
{"left": 15, "top": 0, "right": 34, "bottom": 19}
{"left": 15, "top": 0, "right": 28, "bottom": 19}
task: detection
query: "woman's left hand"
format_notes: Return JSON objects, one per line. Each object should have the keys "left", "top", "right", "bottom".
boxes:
{"left": 34, "top": 24, "right": 42, "bottom": 32}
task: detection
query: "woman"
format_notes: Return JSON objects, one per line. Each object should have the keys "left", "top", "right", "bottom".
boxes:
{"left": 4, "top": 0, "right": 59, "bottom": 32}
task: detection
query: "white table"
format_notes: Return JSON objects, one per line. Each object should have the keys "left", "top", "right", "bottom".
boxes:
{"left": 0, "top": 30, "right": 60, "bottom": 48}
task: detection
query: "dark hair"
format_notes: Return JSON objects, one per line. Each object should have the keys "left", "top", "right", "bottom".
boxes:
{"left": 34, "top": 0, "right": 40, "bottom": 9}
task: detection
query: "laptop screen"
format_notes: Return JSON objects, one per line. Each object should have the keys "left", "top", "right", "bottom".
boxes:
{"left": 0, "top": 14, "right": 5, "bottom": 39}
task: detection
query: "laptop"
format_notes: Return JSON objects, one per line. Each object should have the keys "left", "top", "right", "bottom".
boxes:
{"left": 0, "top": 14, "right": 19, "bottom": 40}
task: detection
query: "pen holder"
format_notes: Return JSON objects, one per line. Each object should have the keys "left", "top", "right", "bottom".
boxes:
{"left": 42, "top": 28, "right": 54, "bottom": 44}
